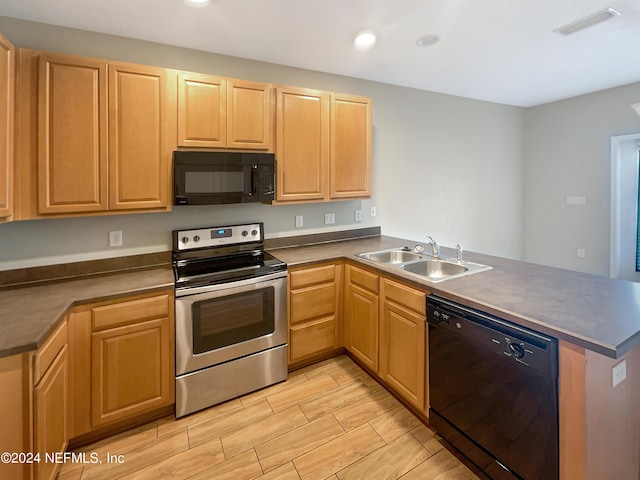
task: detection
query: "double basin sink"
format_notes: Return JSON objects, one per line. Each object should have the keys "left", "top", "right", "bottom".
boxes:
{"left": 356, "top": 248, "right": 492, "bottom": 283}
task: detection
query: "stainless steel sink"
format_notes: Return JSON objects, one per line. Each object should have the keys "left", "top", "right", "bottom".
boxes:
{"left": 401, "top": 259, "right": 468, "bottom": 279}
{"left": 356, "top": 247, "right": 491, "bottom": 282}
{"left": 358, "top": 249, "right": 423, "bottom": 264}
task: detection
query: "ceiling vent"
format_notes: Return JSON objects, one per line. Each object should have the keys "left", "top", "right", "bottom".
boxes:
{"left": 554, "top": 7, "right": 621, "bottom": 35}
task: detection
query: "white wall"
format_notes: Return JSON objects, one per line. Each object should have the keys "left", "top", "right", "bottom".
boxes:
{"left": 0, "top": 17, "right": 526, "bottom": 270}
{"left": 524, "top": 82, "right": 640, "bottom": 276}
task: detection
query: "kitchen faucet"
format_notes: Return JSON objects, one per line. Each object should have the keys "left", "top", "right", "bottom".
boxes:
{"left": 426, "top": 235, "right": 439, "bottom": 257}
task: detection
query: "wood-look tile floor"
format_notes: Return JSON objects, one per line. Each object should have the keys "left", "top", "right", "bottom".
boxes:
{"left": 57, "top": 355, "right": 481, "bottom": 480}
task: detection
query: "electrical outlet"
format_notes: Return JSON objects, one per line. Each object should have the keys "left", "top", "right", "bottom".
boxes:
{"left": 324, "top": 213, "right": 335, "bottom": 225}
{"left": 295, "top": 215, "right": 304, "bottom": 228}
{"left": 355, "top": 210, "right": 362, "bottom": 222}
{"left": 370, "top": 206, "right": 377, "bottom": 217}
{"left": 577, "top": 248, "right": 586, "bottom": 258}
{"left": 612, "top": 360, "right": 627, "bottom": 388}
{"left": 109, "top": 230, "right": 123, "bottom": 247}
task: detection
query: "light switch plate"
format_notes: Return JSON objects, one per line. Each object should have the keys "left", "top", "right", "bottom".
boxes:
{"left": 295, "top": 215, "right": 303, "bottom": 228}
{"left": 355, "top": 210, "right": 362, "bottom": 222}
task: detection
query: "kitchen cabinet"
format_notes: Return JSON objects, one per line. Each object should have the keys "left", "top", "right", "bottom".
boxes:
{"left": 275, "top": 86, "right": 330, "bottom": 202}
{"left": 108, "top": 62, "right": 170, "bottom": 211}
{"left": 15, "top": 49, "right": 172, "bottom": 219}
{"left": 0, "top": 32, "right": 14, "bottom": 221}
{"left": 37, "top": 52, "right": 108, "bottom": 214}
{"left": 288, "top": 262, "right": 343, "bottom": 366}
{"left": 68, "top": 291, "right": 174, "bottom": 436}
{"left": 0, "top": 352, "right": 31, "bottom": 480}
{"left": 177, "top": 72, "right": 273, "bottom": 150}
{"left": 276, "top": 86, "right": 371, "bottom": 202}
{"left": 344, "top": 264, "right": 380, "bottom": 372}
{"left": 379, "top": 278, "right": 427, "bottom": 410}
{"left": 344, "top": 263, "right": 428, "bottom": 409}
{"left": 330, "top": 93, "right": 372, "bottom": 199}
{"left": 33, "top": 318, "right": 69, "bottom": 480}
{"left": 275, "top": 86, "right": 372, "bottom": 203}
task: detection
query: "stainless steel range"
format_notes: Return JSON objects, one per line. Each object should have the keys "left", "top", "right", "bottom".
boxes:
{"left": 172, "top": 222, "right": 288, "bottom": 418}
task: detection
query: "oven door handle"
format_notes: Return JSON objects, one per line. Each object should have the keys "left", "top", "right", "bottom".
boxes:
{"left": 175, "top": 270, "right": 287, "bottom": 297}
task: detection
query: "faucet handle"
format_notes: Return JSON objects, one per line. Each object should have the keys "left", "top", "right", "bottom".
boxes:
{"left": 456, "top": 244, "right": 463, "bottom": 262}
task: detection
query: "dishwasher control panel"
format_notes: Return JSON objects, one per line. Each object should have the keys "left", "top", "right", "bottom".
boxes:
{"left": 427, "top": 296, "right": 557, "bottom": 377}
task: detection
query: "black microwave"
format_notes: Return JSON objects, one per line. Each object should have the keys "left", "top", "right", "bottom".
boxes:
{"left": 173, "top": 151, "right": 275, "bottom": 205}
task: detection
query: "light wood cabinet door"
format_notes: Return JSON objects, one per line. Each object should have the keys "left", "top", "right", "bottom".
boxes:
{"left": 177, "top": 72, "right": 226, "bottom": 148}
{"left": 37, "top": 53, "right": 108, "bottom": 214}
{"left": 330, "top": 93, "right": 372, "bottom": 199}
{"left": 34, "top": 346, "right": 69, "bottom": 480}
{"left": 91, "top": 315, "right": 173, "bottom": 428}
{"left": 380, "top": 298, "right": 425, "bottom": 410}
{"left": 0, "top": 33, "right": 14, "bottom": 220}
{"left": 345, "top": 280, "right": 379, "bottom": 372}
{"left": 108, "top": 62, "right": 169, "bottom": 211}
{"left": 227, "top": 79, "right": 273, "bottom": 150}
{"left": 276, "top": 86, "right": 330, "bottom": 202}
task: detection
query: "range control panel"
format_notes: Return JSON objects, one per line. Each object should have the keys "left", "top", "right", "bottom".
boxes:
{"left": 175, "top": 223, "right": 263, "bottom": 250}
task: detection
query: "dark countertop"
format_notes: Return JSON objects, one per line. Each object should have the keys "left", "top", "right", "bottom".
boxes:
{"left": 3, "top": 233, "right": 639, "bottom": 360}
{"left": 269, "top": 235, "right": 640, "bottom": 359}
{"left": 0, "top": 266, "right": 174, "bottom": 359}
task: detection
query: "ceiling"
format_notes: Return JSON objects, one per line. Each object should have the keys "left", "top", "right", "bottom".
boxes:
{"left": 1, "top": 0, "right": 639, "bottom": 107}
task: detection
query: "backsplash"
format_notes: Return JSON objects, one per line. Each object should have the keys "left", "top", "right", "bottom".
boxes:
{"left": 0, "top": 200, "right": 378, "bottom": 270}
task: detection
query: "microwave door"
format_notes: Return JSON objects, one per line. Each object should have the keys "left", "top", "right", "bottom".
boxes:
{"left": 176, "top": 164, "right": 253, "bottom": 205}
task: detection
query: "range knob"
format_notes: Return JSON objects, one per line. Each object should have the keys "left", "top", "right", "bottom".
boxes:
{"left": 251, "top": 229, "right": 258, "bottom": 236}
{"left": 509, "top": 343, "right": 525, "bottom": 359}
{"left": 242, "top": 230, "right": 248, "bottom": 237}
{"left": 181, "top": 236, "right": 189, "bottom": 244}
{"left": 193, "top": 235, "right": 200, "bottom": 242}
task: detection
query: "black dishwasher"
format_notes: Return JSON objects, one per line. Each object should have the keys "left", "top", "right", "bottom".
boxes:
{"left": 427, "top": 296, "right": 558, "bottom": 480}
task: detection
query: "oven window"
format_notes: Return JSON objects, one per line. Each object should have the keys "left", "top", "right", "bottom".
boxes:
{"left": 192, "top": 287, "right": 275, "bottom": 354}
{"left": 185, "top": 171, "right": 245, "bottom": 193}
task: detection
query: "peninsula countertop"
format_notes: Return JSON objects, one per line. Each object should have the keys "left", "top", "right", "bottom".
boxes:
{"left": 269, "top": 234, "right": 640, "bottom": 358}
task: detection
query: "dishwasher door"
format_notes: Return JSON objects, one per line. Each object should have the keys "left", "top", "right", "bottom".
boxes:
{"left": 427, "top": 296, "right": 558, "bottom": 480}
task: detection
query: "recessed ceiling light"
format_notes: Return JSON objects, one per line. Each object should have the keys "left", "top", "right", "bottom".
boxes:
{"left": 354, "top": 31, "right": 376, "bottom": 51}
{"left": 183, "top": 0, "right": 210, "bottom": 8}
{"left": 554, "top": 7, "right": 621, "bottom": 35}
{"left": 416, "top": 34, "right": 440, "bottom": 47}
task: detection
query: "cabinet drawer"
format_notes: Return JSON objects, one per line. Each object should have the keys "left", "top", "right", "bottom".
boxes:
{"left": 92, "top": 294, "right": 170, "bottom": 332}
{"left": 34, "top": 319, "right": 67, "bottom": 385}
{"left": 382, "top": 279, "right": 426, "bottom": 315}
{"left": 290, "top": 264, "right": 335, "bottom": 289}
{"left": 290, "top": 317, "right": 336, "bottom": 362}
{"left": 348, "top": 265, "right": 379, "bottom": 294}
{"left": 290, "top": 283, "right": 335, "bottom": 324}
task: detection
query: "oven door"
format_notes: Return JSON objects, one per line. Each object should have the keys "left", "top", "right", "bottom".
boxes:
{"left": 175, "top": 271, "right": 287, "bottom": 376}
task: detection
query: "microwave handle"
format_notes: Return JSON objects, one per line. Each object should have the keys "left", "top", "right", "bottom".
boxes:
{"left": 248, "top": 165, "right": 257, "bottom": 196}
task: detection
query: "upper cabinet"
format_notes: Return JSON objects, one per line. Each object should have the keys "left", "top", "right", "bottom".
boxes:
{"left": 0, "top": 33, "right": 15, "bottom": 221}
{"left": 275, "top": 86, "right": 372, "bottom": 203}
{"left": 15, "top": 49, "right": 172, "bottom": 219}
{"left": 330, "top": 93, "right": 372, "bottom": 199}
{"left": 108, "top": 62, "right": 169, "bottom": 211}
{"left": 37, "top": 53, "right": 108, "bottom": 214}
{"left": 177, "top": 72, "right": 273, "bottom": 150}
{"left": 276, "top": 86, "right": 330, "bottom": 202}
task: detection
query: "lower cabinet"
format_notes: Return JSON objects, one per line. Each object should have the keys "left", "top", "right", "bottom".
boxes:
{"left": 69, "top": 291, "right": 175, "bottom": 438}
{"left": 344, "top": 264, "right": 380, "bottom": 372}
{"left": 33, "top": 318, "right": 69, "bottom": 480}
{"left": 379, "top": 278, "right": 427, "bottom": 411}
{"left": 344, "top": 263, "right": 428, "bottom": 410}
{"left": 288, "top": 262, "right": 343, "bottom": 366}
